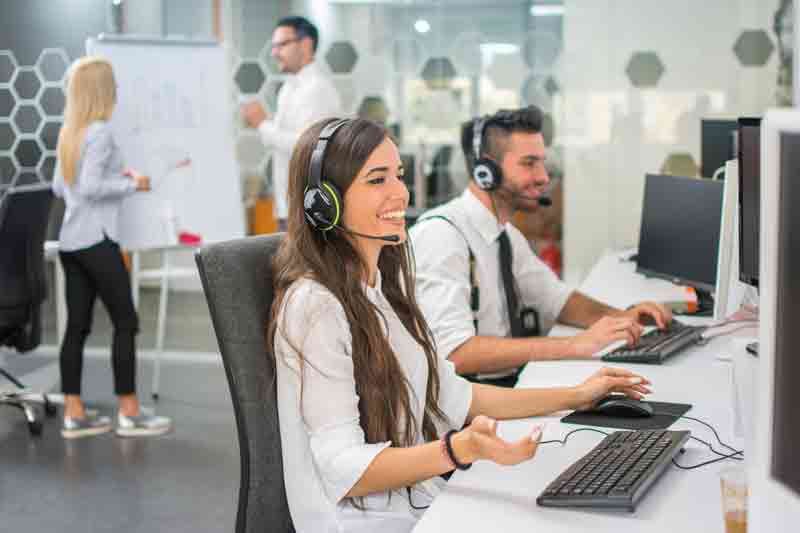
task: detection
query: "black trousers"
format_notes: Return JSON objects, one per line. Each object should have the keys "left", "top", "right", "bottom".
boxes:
{"left": 58, "top": 238, "right": 139, "bottom": 395}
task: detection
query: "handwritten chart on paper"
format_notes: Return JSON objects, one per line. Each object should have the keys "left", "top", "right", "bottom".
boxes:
{"left": 86, "top": 37, "right": 244, "bottom": 250}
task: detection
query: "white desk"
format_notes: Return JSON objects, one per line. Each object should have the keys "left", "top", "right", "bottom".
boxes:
{"left": 414, "top": 251, "right": 756, "bottom": 533}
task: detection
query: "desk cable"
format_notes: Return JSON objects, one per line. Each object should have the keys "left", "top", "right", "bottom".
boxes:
{"left": 651, "top": 411, "right": 744, "bottom": 469}
{"left": 406, "top": 416, "right": 743, "bottom": 509}
{"left": 539, "top": 422, "right": 742, "bottom": 470}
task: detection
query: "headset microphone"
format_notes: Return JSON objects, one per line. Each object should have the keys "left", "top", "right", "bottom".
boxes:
{"left": 337, "top": 225, "right": 401, "bottom": 243}
{"left": 499, "top": 185, "right": 552, "bottom": 207}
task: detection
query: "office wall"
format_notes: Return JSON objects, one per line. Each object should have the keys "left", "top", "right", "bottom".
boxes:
{"left": 0, "top": 0, "right": 108, "bottom": 188}
{"left": 228, "top": 0, "right": 786, "bottom": 284}
{"left": 561, "top": 0, "right": 785, "bottom": 282}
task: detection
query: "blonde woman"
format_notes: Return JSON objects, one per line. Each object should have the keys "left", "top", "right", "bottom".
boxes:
{"left": 53, "top": 56, "right": 171, "bottom": 439}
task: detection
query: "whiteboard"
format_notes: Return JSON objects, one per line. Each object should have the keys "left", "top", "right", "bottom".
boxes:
{"left": 86, "top": 37, "right": 244, "bottom": 250}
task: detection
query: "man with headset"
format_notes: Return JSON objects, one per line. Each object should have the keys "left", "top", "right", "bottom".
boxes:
{"left": 410, "top": 105, "right": 671, "bottom": 387}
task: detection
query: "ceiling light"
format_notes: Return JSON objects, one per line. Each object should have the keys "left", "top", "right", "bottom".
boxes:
{"left": 414, "top": 19, "right": 431, "bottom": 34}
{"left": 530, "top": 5, "right": 564, "bottom": 17}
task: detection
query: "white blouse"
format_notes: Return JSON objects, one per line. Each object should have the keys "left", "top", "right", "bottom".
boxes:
{"left": 273, "top": 272, "right": 473, "bottom": 533}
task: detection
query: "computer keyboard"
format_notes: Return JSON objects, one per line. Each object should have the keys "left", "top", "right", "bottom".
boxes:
{"left": 601, "top": 320, "right": 705, "bottom": 364}
{"left": 537, "top": 429, "right": 691, "bottom": 511}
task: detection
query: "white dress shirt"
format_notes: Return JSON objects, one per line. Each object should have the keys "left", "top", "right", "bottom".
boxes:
{"left": 52, "top": 121, "right": 137, "bottom": 251}
{"left": 258, "top": 60, "right": 341, "bottom": 219}
{"left": 273, "top": 273, "right": 472, "bottom": 533}
{"left": 410, "top": 189, "right": 573, "bottom": 375}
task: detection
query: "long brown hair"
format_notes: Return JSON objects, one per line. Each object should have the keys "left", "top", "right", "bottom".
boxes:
{"left": 268, "top": 118, "right": 448, "bottom": 451}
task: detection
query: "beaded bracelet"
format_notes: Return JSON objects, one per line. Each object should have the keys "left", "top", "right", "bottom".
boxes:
{"left": 444, "top": 429, "right": 472, "bottom": 471}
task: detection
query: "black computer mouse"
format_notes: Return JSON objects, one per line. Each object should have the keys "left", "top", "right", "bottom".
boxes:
{"left": 592, "top": 395, "right": 654, "bottom": 418}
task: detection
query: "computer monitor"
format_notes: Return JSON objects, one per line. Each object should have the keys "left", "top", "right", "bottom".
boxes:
{"left": 713, "top": 159, "right": 741, "bottom": 321}
{"left": 737, "top": 117, "right": 761, "bottom": 288}
{"left": 636, "top": 174, "right": 724, "bottom": 294}
{"left": 750, "top": 109, "right": 800, "bottom": 530}
{"left": 701, "top": 119, "right": 738, "bottom": 178}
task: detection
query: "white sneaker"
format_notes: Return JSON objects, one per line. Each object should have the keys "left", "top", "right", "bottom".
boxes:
{"left": 116, "top": 413, "right": 173, "bottom": 437}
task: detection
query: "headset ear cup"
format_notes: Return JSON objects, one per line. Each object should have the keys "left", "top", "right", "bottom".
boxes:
{"left": 319, "top": 181, "right": 343, "bottom": 229}
{"left": 303, "top": 183, "right": 341, "bottom": 230}
{"left": 472, "top": 158, "right": 503, "bottom": 191}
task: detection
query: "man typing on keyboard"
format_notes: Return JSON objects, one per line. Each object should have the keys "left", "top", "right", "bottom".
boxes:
{"left": 411, "top": 106, "right": 672, "bottom": 387}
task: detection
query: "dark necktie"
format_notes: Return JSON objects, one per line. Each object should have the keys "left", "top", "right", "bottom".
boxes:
{"left": 497, "top": 230, "right": 524, "bottom": 338}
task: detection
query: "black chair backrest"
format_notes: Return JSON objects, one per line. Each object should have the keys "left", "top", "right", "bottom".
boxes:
{"left": 0, "top": 186, "right": 53, "bottom": 350}
{"left": 194, "top": 233, "right": 293, "bottom": 533}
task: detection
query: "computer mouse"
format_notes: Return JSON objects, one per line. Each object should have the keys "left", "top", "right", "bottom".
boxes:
{"left": 591, "top": 395, "right": 654, "bottom": 418}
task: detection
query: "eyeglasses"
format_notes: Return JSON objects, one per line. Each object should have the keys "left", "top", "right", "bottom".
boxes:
{"left": 271, "top": 38, "right": 300, "bottom": 50}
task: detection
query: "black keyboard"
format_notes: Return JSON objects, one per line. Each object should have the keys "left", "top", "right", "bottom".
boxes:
{"left": 601, "top": 320, "right": 705, "bottom": 364}
{"left": 537, "top": 429, "right": 690, "bottom": 512}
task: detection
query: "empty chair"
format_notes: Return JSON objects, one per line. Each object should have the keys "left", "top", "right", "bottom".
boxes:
{"left": 0, "top": 185, "right": 57, "bottom": 435}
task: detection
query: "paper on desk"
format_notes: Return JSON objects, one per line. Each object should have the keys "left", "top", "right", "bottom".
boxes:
{"left": 592, "top": 326, "right": 657, "bottom": 358}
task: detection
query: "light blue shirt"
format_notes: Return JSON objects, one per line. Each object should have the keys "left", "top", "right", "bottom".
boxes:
{"left": 52, "top": 121, "right": 137, "bottom": 251}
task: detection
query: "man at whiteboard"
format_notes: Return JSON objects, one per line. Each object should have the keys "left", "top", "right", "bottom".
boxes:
{"left": 241, "top": 16, "right": 342, "bottom": 231}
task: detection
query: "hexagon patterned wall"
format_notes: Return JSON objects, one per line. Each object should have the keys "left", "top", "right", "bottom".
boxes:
{"left": 421, "top": 57, "right": 457, "bottom": 90}
{"left": 0, "top": 48, "right": 68, "bottom": 187}
{"left": 625, "top": 51, "right": 665, "bottom": 88}
{"left": 733, "top": 30, "right": 775, "bottom": 66}
{"left": 325, "top": 41, "right": 359, "bottom": 74}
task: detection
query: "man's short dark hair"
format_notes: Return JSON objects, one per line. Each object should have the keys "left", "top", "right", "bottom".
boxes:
{"left": 276, "top": 16, "right": 319, "bottom": 53}
{"left": 460, "top": 105, "right": 544, "bottom": 173}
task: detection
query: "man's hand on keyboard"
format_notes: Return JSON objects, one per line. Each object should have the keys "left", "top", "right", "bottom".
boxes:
{"left": 567, "top": 316, "right": 644, "bottom": 358}
{"left": 615, "top": 301, "right": 672, "bottom": 329}
{"left": 572, "top": 367, "right": 652, "bottom": 410}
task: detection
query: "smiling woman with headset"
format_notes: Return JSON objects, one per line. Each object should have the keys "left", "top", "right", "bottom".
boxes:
{"left": 267, "top": 117, "right": 651, "bottom": 532}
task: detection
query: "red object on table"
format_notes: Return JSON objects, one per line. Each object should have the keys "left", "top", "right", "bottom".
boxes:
{"left": 178, "top": 232, "right": 202, "bottom": 246}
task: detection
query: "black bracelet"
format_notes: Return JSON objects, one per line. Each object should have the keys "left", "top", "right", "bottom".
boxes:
{"left": 444, "top": 430, "right": 472, "bottom": 470}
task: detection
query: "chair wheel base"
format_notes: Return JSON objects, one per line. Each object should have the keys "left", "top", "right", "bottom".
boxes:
{"left": 28, "top": 419, "right": 42, "bottom": 436}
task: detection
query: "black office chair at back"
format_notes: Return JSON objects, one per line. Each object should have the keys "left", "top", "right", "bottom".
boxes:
{"left": 0, "top": 185, "right": 57, "bottom": 435}
{"left": 195, "top": 233, "right": 294, "bottom": 533}
{"left": 426, "top": 145, "right": 454, "bottom": 205}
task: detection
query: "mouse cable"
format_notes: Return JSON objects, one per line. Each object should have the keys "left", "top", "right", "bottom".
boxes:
{"left": 671, "top": 449, "right": 744, "bottom": 470}
{"left": 652, "top": 411, "right": 741, "bottom": 457}
{"left": 687, "top": 435, "right": 743, "bottom": 461}
{"left": 539, "top": 427, "right": 611, "bottom": 446}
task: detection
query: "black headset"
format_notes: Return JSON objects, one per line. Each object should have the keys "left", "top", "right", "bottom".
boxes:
{"left": 471, "top": 116, "right": 504, "bottom": 191}
{"left": 303, "top": 118, "right": 350, "bottom": 231}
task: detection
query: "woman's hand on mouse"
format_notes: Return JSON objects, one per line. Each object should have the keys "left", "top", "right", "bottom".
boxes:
{"left": 572, "top": 366, "right": 652, "bottom": 411}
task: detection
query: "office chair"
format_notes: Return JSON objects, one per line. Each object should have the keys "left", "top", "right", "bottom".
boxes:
{"left": 0, "top": 185, "right": 57, "bottom": 436}
{"left": 427, "top": 145, "right": 453, "bottom": 206}
{"left": 195, "top": 233, "right": 294, "bottom": 533}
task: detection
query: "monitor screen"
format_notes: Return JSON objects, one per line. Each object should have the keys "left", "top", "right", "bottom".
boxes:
{"left": 636, "top": 174, "right": 724, "bottom": 292}
{"left": 701, "top": 119, "right": 738, "bottom": 178}
{"left": 772, "top": 132, "right": 800, "bottom": 497}
{"left": 737, "top": 118, "right": 761, "bottom": 288}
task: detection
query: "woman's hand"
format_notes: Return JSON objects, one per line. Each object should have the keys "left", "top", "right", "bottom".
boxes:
{"left": 124, "top": 168, "right": 151, "bottom": 192}
{"left": 567, "top": 316, "right": 644, "bottom": 357}
{"left": 573, "top": 367, "right": 652, "bottom": 411}
{"left": 451, "top": 415, "right": 543, "bottom": 466}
